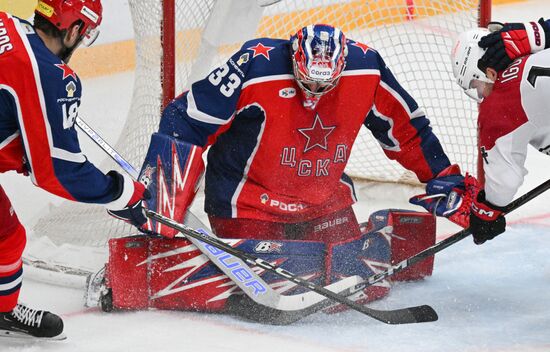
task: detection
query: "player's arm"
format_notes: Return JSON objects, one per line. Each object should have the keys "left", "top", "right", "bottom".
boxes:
{"left": 364, "top": 51, "right": 451, "bottom": 182}
{"left": 9, "top": 80, "right": 147, "bottom": 228}
{"left": 362, "top": 51, "right": 477, "bottom": 226}
{"left": 478, "top": 18, "right": 550, "bottom": 71}
{"left": 140, "top": 45, "right": 254, "bottom": 236}
{"left": 158, "top": 44, "right": 254, "bottom": 146}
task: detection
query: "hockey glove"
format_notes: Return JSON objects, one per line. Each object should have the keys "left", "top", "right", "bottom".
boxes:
{"left": 106, "top": 171, "right": 151, "bottom": 230}
{"left": 469, "top": 190, "right": 506, "bottom": 245}
{"left": 478, "top": 18, "right": 550, "bottom": 71}
{"left": 410, "top": 164, "right": 479, "bottom": 228}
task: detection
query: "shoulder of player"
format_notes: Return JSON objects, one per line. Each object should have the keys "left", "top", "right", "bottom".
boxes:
{"left": 343, "top": 40, "right": 383, "bottom": 73}
{"left": 237, "top": 37, "right": 292, "bottom": 79}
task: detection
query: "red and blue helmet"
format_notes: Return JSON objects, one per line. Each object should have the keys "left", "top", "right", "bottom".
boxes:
{"left": 291, "top": 24, "right": 348, "bottom": 98}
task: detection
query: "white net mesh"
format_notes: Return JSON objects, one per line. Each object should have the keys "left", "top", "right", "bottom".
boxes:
{"left": 33, "top": 0, "right": 484, "bottom": 249}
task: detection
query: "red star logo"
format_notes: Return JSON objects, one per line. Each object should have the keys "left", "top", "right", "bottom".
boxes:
{"left": 352, "top": 41, "right": 370, "bottom": 55}
{"left": 298, "top": 114, "right": 336, "bottom": 153}
{"left": 55, "top": 63, "right": 78, "bottom": 81}
{"left": 247, "top": 43, "right": 274, "bottom": 60}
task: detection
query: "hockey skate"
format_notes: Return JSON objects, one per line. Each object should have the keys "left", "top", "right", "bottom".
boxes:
{"left": 0, "top": 303, "right": 65, "bottom": 340}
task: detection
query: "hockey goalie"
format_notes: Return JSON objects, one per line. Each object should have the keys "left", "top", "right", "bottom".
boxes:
{"left": 97, "top": 24, "right": 473, "bottom": 322}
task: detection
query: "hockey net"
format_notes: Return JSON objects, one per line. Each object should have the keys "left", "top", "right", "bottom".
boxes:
{"left": 28, "top": 0, "right": 490, "bottom": 276}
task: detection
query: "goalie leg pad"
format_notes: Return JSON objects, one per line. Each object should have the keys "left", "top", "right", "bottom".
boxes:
{"left": 323, "top": 223, "right": 392, "bottom": 313}
{"left": 139, "top": 133, "right": 205, "bottom": 238}
{"left": 106, "top": 236, "right": 325, "bottom": 312}
{"left": 365, "top": 209, "right": 436, "bottom": 281}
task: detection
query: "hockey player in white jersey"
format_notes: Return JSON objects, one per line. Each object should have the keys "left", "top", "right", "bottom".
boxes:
{"left": 415, "top": 27, "right": 550, "bottom": 245}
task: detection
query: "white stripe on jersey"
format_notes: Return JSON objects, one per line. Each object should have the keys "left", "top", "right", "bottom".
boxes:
{"left": 242, "top": 74, "right": 294, "bottom": 90}
{"left": 0, "top": 131, "right": 19, "bottom": 150}
{"left": 341, "top": 69, "right": 380, "bottom": 77}
{"left": 186, "top": 88, "right": 231, "bottom": 125}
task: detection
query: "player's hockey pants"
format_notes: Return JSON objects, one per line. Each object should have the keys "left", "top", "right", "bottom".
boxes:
{"left": 0, "top": 186, "right": 25, "bottom": 312}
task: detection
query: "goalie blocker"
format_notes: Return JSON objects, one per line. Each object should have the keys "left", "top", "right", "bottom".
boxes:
{"left": 103, "top": 209, "right": 436, "bottom": 314}
{"left": 139, "top": 133, "right": 205, "bottom": 238}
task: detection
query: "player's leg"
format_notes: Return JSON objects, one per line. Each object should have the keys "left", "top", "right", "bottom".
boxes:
{"left": 0, "top": 186, "right": 64, "bottom": 339}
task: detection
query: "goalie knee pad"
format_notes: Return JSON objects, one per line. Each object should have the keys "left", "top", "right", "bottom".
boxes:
{"left": 365, "top": 209, "right": 436, "bottom": 281}
{"left": 139, "top": 133, "right": 205, "bottom": 238}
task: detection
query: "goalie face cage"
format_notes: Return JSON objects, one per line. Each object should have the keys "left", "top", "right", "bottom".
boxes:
{"left": 32, "top": 0, "right": 491, "bottom": 261}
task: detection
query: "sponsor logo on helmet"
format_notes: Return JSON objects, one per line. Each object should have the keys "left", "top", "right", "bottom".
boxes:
{"left": 36, "top": 1, "right": 54, "bottom": 18}
{"left": 81, "top": 6, "right": 100, "bottom": 24}
{"left": 279, "top": 87, "right": 296, "bottom": 98}
{"left": 308, "top": 66, "right": 332, "bottom": 80}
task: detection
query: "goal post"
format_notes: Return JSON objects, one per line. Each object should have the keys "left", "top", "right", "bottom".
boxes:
{"left": 31, "top": 0, "right": 491, "bottom": 264}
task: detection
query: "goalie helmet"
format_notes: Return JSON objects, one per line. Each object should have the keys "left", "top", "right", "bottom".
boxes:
{"left": 35, "top": 0, "right": 103, "bottom": 47}
{"left": 450, "top": 28, "right": 494, "bottom": 102}
{"left": 290, "top": 24, "right": 347, "bottom": 108}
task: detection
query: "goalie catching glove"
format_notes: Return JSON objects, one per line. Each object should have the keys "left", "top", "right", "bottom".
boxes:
{"left": 106, "top": 170, "right": 150, "bottom": 230}
{"left": 409, "top": 164, "right": 479, "bottom": 228}
{"left": 478, "top": 18, "right": 550, "bottom": 71}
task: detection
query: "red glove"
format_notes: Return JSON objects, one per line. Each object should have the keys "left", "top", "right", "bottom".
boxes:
{"left": 478, "top": 19, "right": 549, "bottom": 71}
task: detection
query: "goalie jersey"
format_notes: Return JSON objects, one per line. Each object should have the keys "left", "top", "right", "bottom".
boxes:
{"left": 0, "top": 13, "right": 125, "bottom": 205}
{"left": 478, "top": 49, "right": 550, "bottom": 207}
{"left": 159, "top": 37, "right": 451, "bottom": 222}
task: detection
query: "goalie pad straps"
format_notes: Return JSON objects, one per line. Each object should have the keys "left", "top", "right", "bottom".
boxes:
{"left": 139, "top": 133, "right": 205, "bottom": 238}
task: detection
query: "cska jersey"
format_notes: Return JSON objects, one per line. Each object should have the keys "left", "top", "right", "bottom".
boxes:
{"left": 159, "top": 37, "right": 451, "bottom": 222}
{"left": 0, "top": 13, "right": 127, "bottom": 207}
{"left": 478, "top": 49, "right": 550, "bottom": 207}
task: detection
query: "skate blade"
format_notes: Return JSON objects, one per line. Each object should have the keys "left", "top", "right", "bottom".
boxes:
{"left": 0, "top": 329, "right": 67, "bottom": 341}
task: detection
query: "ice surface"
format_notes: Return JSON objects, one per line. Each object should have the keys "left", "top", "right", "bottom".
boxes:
{"left": 2, "top": 0, "right": 550, "bottom": 351}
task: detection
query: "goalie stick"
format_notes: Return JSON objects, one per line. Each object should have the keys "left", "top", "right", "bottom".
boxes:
{"left": 75, "top": 117, "right": 365, "bottom": 316}
{"left": 77, "top": 116, "right": 438, "bottom": 324}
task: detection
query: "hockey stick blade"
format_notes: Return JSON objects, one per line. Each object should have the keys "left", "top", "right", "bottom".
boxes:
{"left": 146, "top": 209, "right": 438, "bottom": 325}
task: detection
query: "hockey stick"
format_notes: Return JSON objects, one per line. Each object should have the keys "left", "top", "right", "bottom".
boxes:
{"left": 75, "top": 117, "right": 364, "bottom": 317}
{"left": 146, "top": 210, "right": 438, "bottom": 324}
{"left": 356, "top": 178, "right": 550, "bottom": 289}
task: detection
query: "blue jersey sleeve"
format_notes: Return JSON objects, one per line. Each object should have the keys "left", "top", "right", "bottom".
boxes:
{"left": 159, "top": 46, "right": 256, "bottom": 146}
